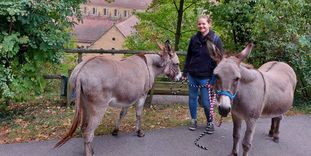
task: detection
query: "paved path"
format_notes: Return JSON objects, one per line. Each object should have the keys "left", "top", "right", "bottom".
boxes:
{"left": 0, "top": 115, "right": 311, "bottom": 156}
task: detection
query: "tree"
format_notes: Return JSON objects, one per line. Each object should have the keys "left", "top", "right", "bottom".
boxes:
{"left": 250, "top": 0, "right": 311, "bottom": 98}
{"left": 206, "top": 0, "right": 311, "bottom": 98}
{"left": 0, "top": 0, "right": 86, "bottom": 108}
{"left": 125, "top": 0, "right": 205, "bottom": 51}
{"left": 126, "top": 0, "right": 310, "bottom": 99}
{"left": 206, "top": 0, "right": 256, "bottom": 50}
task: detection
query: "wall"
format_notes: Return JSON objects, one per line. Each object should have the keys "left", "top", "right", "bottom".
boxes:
{"left": 81, "top": 5, "right": 135, "bottom": 20}
{"left": 90, "top": 26, "right": 125, "bottom": 50}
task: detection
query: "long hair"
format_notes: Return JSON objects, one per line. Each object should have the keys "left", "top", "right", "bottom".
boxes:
{"left": 199, "top": 15, "right": 223, "bottom": 61}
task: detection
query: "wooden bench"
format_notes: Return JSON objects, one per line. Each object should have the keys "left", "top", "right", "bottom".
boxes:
{"left": 145, "top": 79, "right": 188, "bottom": 107}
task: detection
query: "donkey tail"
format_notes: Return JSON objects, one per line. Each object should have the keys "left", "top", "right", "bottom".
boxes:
{"left": 54, "top": 77, "right": 82, "bottom": 148}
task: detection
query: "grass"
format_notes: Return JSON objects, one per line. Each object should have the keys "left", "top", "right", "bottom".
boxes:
{"left": 0, "top": 97, "right": 208, "bottom": 144}
{"left": 0, "top": 96, "right": 310, "bottom": 144}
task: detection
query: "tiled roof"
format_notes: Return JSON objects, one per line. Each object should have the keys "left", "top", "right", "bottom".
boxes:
{"left": 87, "top": 0, "right": 152, "bottom": 10}
{"left": 73, "top": 15, "right": 138, "bottom": 43}
{"left": 73, "top": 17, "right": 122, "bottom": 43}
{"left": 116, "top": 16, "right": 138, "bottom": 37}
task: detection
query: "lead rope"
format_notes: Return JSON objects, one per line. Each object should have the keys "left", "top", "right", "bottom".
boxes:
{"left": 194, "top": 84, "right": 223, "bottom": 150}
{"left": 170, "top": 79, "right": 185, "bottom": 95}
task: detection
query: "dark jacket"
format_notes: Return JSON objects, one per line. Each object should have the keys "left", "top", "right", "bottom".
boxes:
{"left": 183, "top": 30, "right": 223, "bottom": 78}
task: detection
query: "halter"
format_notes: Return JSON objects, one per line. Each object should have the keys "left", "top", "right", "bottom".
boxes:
{"left": 216, "top": 80, "right": 240, "bottom": 101}
{"left": 216, "top": 90, "right": 237, "bottom": 101}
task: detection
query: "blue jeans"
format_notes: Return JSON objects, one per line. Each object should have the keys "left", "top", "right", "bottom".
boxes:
{"left": 187, "top": 74, "right": 213, "bottom": 122}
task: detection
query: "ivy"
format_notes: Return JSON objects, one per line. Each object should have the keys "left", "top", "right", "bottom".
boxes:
{"left": 0, "top": 0, "right": 86, "bottom": 108}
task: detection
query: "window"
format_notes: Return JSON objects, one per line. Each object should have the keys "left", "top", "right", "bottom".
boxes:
{"left": 93, "top": 8, "right": 97, "bottom": 15}
{"left": 114, "top": 9, "right": 117, "bottom": 16}
{"left": 124, "top": 10, "right": 128, "bottom": 17}
{"left": 103, "top": 8, "right": 107, "bottom": 15}
{"left": 83, "top": 7, "right": 87, "bottom": 15}
{"left": 112, "top": 37, "right": 116, "bottom": 41}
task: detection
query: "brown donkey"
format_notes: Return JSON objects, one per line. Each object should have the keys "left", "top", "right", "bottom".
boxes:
{"left": 54, "top": 40, "right": 181, "bottom": 156}
{"left": 213, "top": 44, "right": 297, "bottom": 156}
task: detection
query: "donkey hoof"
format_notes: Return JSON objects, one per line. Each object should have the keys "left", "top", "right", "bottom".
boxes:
{"left": 272, "top": 137, "right": 279, "bottom": 143}
{"left": 228, "top": 153, "right": 237, "bottom": 156}
{"left": 112, "top": 129, "right": 119, "bottom": 136}
{"left": 137, "top": 130, "right": 145, "bottom": 137}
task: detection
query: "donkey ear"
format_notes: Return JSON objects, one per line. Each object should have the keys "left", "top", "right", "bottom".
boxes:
{"left": 157, "top": 42, "right": 164, "bottom": 51}
{"left": 164, "top": 40, "right": 174, "bottom": 57}
{"left": 214, "top": 48, "right": 223, "bottom": 63}
{"left": 164, "top": 40, "right": 171, "bottom": 51}
{"left": 236, "top": 43, "right": 254, "bottom": 62}
{"left": 206, "top": 41, "right": 222, "bottom": 63}
{"left": 157, "top": 42, "right": 165, "bottom": 57}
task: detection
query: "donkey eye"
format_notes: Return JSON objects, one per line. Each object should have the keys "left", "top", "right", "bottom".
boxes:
{"left": 173, "top": 63, "right": 179, "bottom": 66}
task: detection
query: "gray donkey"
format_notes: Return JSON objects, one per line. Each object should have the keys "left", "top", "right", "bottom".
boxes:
{"left": 213, "top": 44, "right": 297, "bottom": 156}
{"left": 54, "top": 40, "right": 182, "bottom": 156}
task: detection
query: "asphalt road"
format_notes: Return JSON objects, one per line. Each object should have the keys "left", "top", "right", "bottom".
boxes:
{"left": 0, "top": 115, "right": 310, "bottom": 156}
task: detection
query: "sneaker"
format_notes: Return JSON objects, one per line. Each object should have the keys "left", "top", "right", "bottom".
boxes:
{"left": 188, "top": 119, "right": 197, "bottom": 131}
{"left": 206, "top": 122, "right": 215, "bottom": 134}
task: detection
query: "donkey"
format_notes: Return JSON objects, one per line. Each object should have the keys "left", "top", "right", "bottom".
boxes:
{"left": 213, "top": 44, "right": 297, "bottom": 156}
{"left": 54, "top": 40, "right": 182, "bottom": 156}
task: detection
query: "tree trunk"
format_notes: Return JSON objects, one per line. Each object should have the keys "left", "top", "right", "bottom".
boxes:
{"left": 174, "top": 0, "right": 184, "bottom": 51}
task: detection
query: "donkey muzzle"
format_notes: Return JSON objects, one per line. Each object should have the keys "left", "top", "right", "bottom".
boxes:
{"left": 174, "top": 72, "right": 182, "bottom": 81}
{"left": 218, "top": 105, "right": 230, "bottom": 117}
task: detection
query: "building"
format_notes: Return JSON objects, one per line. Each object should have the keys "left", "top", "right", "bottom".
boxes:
{"left": 74, "top": 0, "right": 152, "bottom": 49}
{"left": 74, "top": 15, "right": 138, "bottom": 50}
{"left": 89, "top": 15, "right": 139, "bottom": 50}
{"left": 81, "top": 0, "right": 152, "bottom": 20}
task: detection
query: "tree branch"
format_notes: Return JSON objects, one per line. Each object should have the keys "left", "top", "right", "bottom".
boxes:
{"left": 181, "top": 29, "right": 196, "bottom": 34}
{"left": 8, "top": 21, "right": 13, "bottom": 34}
{"left": 173, "top": 0, "right": 179, "bottom": 12}
{"left": 183, "top": 0, "right": 196, "bottom": 12}
{"left": 152, "top": 20, "right": 175, "bottom": 34}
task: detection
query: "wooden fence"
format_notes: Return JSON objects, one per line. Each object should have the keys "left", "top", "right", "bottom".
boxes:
{"left": 48, "top": 49, "right": 188, "bottom": 106}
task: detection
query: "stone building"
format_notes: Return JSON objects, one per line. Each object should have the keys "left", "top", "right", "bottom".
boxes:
{"left": 74, "top": 0, "right": 152, "bottom": 50}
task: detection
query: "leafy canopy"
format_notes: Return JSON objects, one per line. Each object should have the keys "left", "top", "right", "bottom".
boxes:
{"left": 0, "top": 0, "right": 86, "bottom": 103}
{"left": 125, "top": 0, "right": 206, "bottom": 51}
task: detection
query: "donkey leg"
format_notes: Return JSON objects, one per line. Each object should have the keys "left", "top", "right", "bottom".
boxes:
{"left": 272, "top": 115, "right": 283, "bottom": 143}
{"left": 82, "top": 104, "right": 108, "bottom": 156}
{"left": 135, "top": 95, "right": 147, "bottom": 137}
{"left": 230, "top": 114, "right": 242, "bottom": 156}
{"left": 268, "top": 118, "right": 276, "bottom": 137}
{"left": 112, "top": 107, "right": 129, "bottom": 136}
{"left": 242, "top": 118, "right": 257, "bottom": 156}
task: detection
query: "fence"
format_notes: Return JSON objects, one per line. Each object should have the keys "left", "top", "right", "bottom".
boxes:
{"left": 47, "top": 49, "right": 188, "bottom": 106}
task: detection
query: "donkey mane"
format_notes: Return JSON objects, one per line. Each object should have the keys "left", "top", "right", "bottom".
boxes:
{"left": 241, "top": 62, "right": 254, "bottom": 69}
{"left": 225, "top": 54, "right": 254, "bottom": 69}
